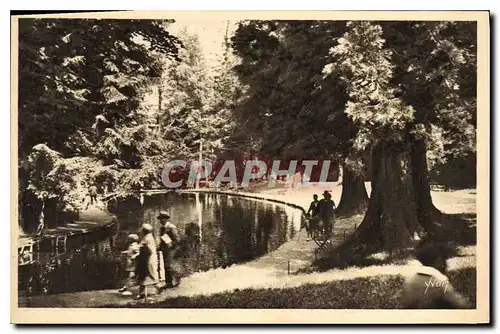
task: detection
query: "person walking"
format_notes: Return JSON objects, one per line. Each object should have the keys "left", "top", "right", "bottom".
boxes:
{"left": 88, "top": 185, "right": 98, "bottom": 205}
{"left": 35, "top": 202, "right": 45, "bottom": 237}
{"left": 319, "top": 190, "right": 336, "bottom": 236}
{"left": 306, "top": 194, "right": 321, "bottom": 240}
{"left": 135, "top": 224, "right": 159, "bottom": 300}
{"left": 157, "top": 211, "right": 181, "bottom": 289}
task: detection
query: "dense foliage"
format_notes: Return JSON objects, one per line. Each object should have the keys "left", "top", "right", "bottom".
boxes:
{"left": 322, "top": 20, "right": 476, "bottom": 249}
{"left": 231, "top": 20, "right": 476, "bottom": 249}
{"left": 18, "top": 19, "right": 241, "bottom": 231}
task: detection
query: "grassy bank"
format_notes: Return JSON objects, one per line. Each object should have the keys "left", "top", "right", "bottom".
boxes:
{"left": 104, "top": 268, "right": 475, "bottom": 309}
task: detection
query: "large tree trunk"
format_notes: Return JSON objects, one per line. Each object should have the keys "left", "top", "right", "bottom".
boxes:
{"left": 336, "top": 164, "right": 368, "bottom": 216}
{"left": 19, "top": 189, "right": 41, "bottom": 234}
{"left": 355, "top": 141, "right": 419, "bottom": 252}
{"left": 410, "top": 138, "right": 441, "bottom": 233}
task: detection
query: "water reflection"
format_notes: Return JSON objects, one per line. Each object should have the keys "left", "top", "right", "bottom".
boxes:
{"left": 19, "top": 192, "right": 303, "bottom": 297}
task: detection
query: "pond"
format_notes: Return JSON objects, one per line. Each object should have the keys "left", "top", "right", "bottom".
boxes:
{"left": 18, "top": 192, "right": 304, "bottom": 297}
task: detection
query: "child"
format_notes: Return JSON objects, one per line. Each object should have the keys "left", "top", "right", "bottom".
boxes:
{"left": 401, "top": 238, "right": 470, "bottom": 309}
{"left": 118, "top": 234, "right": 140, "bottom": 296}
{"left": 135, "top": 224, "right": 160, "bottom": 299}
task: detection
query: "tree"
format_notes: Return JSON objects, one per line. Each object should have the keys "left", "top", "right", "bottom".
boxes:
{"left": 231, "top": 20, "right": 368, "bottom": 213}
{"left": 323, "top": 21, "right": 476, "bottom": 251}
{"left": 383, "top": 21, "right": 476, "bottom": 229}
{"left": 211, "top": 21, "right": 247, "bottom": 158}
{"left": 158, "top": 28, "right": 231, "bottom": 162}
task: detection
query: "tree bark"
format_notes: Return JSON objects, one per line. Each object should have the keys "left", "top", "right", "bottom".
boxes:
{"left": 355, "top": 141, "right": 419, "bottom": 252}
{"left": 410, "top": 138, "right": 441, "bottom": 233}
{"left": 336, "top": 164, "right": 368, "bottom": 216}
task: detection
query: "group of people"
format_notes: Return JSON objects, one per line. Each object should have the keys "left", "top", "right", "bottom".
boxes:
{"left": 119, "top": 211, "right": 181, "bottom": 300}
{"left": 305, "top": 190, "right": 336, "bottom": 240}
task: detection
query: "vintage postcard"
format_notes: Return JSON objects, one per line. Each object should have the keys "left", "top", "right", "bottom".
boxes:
{"left": 11, "top": 10, "right": 490, "bottom": 324}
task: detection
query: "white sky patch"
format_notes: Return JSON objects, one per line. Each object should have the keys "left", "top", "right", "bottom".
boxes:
{"left": 168, "top": 18, "right": 237, "bottom": 67}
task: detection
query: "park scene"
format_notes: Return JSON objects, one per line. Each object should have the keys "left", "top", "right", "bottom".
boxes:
{"left": 16, "top": 16, "right": 478, "bottom": 310}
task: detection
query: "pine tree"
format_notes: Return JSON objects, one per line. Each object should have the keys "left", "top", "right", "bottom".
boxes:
{"left": 232, "top": 20, "right": 368, "bottom": 212}
{"left": 323, "top": 21, "right": 476, "bottom": 251}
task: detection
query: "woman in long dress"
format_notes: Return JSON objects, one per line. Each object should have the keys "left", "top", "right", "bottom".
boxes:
{"left": 135, "top": 223, "right": 159, "bottom": 299}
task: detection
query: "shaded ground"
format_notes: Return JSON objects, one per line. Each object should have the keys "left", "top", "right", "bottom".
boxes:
{"left": 312, "top": 211, "right": 477, "bottom": 271}
{"left": 312, "top": 211, "right": 476, "bottom": 272}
